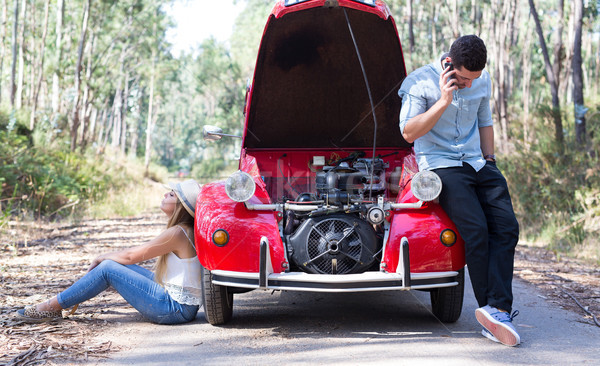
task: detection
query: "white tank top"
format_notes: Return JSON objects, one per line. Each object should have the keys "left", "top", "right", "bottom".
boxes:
{"left": 163, "top": 226, "right": 202, "bottom": 306}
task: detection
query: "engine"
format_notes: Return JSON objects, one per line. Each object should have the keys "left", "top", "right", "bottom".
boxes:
{"left": 286, "top": 156, "right": 389, "bottom": 275}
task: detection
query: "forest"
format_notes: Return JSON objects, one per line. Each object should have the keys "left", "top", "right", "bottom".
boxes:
{"left": 0, "top": 0, "right": 599, "bottom": 262}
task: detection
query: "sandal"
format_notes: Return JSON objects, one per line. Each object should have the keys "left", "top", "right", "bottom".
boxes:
{"left": 16, "top": 305, "right": 64, "bottom": 321}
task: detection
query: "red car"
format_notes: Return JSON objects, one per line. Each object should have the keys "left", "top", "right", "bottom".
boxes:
{"left": 196, "top": 0, "right": 465, "bottom": 325}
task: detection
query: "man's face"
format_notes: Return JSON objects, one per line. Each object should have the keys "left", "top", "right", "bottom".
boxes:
{"left": 453, "top": 66, "right": 482, "bottom": 89}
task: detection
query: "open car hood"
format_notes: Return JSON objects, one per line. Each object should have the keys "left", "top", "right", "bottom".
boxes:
{"left": 244, "top": 0, "right": 410, "bottom": 149}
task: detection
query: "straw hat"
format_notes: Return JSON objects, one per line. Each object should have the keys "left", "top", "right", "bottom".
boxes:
{"left": 166, "top": 179, "right": 200, "bottom": 217}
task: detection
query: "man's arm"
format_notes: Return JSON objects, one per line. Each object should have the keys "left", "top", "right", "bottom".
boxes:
{"left": 480, "top": 125, "right": 494, "bottom": 160}
{"left": 402, "top": 66, "right": 457, "bottom": 143}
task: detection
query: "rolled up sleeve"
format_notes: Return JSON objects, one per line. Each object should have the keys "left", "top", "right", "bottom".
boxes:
{"left": 477, "top": 76, "right": 493, "bottom": 128}
{"left": 398, "top": 81, "right": 426, "bottom": 135}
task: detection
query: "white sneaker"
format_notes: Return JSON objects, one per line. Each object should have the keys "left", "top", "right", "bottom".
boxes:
{"left": 475, "top": 305, "right": 520, "bottom": 346}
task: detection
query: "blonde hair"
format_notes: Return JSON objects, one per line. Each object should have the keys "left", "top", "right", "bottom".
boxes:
{"left": 154, "top": 200, "right": 195, "bottom": 285}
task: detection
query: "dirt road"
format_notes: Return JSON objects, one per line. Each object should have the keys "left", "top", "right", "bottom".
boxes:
{"left": 1, "top": 211, "right": 599, "bottom": 365}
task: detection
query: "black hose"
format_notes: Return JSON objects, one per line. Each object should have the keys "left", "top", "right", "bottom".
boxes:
{"left": 343, "top": 8, "right": 377, "bottom": 200}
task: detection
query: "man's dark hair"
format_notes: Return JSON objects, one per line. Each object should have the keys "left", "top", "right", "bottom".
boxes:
{"left": 449, "top": 35, "right": 487, "bottom": 71}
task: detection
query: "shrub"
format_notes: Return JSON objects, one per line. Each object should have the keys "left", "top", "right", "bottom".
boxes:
{"left": 502, "top": 103, "right": 600, "bottom": 263}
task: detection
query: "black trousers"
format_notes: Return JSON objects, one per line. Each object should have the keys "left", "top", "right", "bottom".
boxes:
{"left": 434, "top": 162, "right": 519, "bottom": 312}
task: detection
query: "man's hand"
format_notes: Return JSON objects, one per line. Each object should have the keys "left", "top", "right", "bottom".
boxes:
{"left": 401, "top": 65, "right": 458, "bottom": 143}
{"left": 440, "top": 65, "right": 457, "bottom": 106}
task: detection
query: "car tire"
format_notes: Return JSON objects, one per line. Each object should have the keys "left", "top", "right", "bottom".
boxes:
{"left": 201, "top": 266, "right": 233, "bottom": 325}
{"left": 429, "top": 268, "right": 464, "bottom": 323}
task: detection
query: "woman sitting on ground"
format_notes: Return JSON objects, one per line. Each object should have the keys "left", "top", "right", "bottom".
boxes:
{"left": 17, "top": 180, "right": 202, "bottom": 324}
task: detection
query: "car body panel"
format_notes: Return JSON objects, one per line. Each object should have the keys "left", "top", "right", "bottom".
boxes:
{"left": 195, "top": 0, "right": 465, "bottom": 296}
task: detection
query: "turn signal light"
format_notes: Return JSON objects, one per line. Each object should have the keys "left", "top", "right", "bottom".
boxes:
{"left": 212, "top": 229, "right": 229, "bottom": 247}
{"left": 440, "top": 229, "right": 457, "bottom": 247}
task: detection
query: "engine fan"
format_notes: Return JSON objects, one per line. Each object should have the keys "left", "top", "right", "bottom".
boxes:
{"left": 288, "top": 215, "right": 378, "bottom": 274}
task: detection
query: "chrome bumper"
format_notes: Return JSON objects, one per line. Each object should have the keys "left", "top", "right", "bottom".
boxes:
{"left": 210, "top": 237, "right": 461, "bottom": 293}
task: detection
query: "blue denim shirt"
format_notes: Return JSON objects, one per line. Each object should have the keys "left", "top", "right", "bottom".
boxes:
{"left": 398, "top": 59, "right": 493, "bottom": 172}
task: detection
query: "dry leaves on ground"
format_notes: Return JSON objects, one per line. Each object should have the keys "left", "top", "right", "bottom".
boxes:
{"left": 515, "top": 244, "right": 600, "bottom": 327}
{"left": 0, "top": 212, "right": 163, "bottom": 365}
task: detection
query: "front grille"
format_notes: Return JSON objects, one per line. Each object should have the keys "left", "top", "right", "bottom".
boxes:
{"left": 307, "top": 218, "right": 362, "bottom": 274}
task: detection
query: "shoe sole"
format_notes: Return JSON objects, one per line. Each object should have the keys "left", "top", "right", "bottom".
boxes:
{"left": 15, "top": 310, "right": 63, "bottom": 323}
{"left": 481, "top": 329, "right": 500, "bottom": 343}
{"left": 475, "top": 309, "right": 520, "bottom": 346}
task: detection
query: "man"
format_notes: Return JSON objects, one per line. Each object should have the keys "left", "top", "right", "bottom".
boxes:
{"left": 398, "top": 35, "right": 520, "bottom": 346}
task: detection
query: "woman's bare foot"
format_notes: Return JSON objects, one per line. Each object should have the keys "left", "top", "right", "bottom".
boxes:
{"left": 36, "top": 297, "right": 63, "bottom": 312}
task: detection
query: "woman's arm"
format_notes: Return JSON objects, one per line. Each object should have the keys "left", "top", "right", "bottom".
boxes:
{"left": 87, "top": 226, "right": 185, "bottom": 271}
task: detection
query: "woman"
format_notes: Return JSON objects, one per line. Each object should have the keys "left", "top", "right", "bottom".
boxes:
{"left": 17, "top": 179, "right": 202, "bottom": 325}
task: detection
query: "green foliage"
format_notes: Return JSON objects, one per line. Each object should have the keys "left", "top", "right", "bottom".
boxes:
{"left": 502, "top": 103, "right": 600, "bottom": 262}
{"left": 1, "top": 129, "right": 104, "bottom": 218}
{"left": 154, "top": 38, "right": 245, "bottom": 177}
{"left": 0, "top": 109, "right": 167, "bottom": 220}
{"left": 230, "top": 0, "right": 274, "bottom": 76}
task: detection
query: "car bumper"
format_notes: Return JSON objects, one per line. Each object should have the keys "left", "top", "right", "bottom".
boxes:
{"left": 211, "top": 270, "right": 460, "bottom": 292}
{"left": 209, "top": 236, "right": 461, "bottom": 293}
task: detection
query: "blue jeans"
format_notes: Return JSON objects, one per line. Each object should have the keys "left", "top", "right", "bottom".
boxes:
{"left": 56, "top": 260, "right": 199, "bottom": 324}
{"left": 434, "top": 161, "right": 519, "bottom": 312}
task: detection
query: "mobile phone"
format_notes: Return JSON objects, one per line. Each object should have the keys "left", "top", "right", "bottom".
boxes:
{"left": 444, "top": 62, "right": 455, "bottom": 80}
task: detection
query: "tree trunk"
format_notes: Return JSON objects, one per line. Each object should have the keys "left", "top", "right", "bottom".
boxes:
{"left": 111, "top": 84, "right": 123, "bottom": 149}
{"left": 9, "top": 0, "right": 17, "bottom": 107}
{"left": 69, "top": 0, "right": 90, "bottom": 151}
{"left": 522, "top": 22, "right": 533, "bottom": 148}
{"left": 559, "top": 1, "right": 574, "bottom": 104}
{"left": 528, "top": 0, "right": 564, "bottom": 146}
{"left": 447, "top": 0, "right": 460, "bottom": 40}
{"left": 88, "top": 107, "right": 97, "bottom": 143}
{"left": 15, "top": 0, "right": 25, "bottom": 109}
{"left": 572, "top": 0, "right": 586, "bottom": 146}
{"left": 407, "top": 0, "right": 414, "bottom": 53}
{"left": 51, "top": 0, "right": 64, "bottom": 115}
{"left": 95, "top": 98, "right": 109, "bottom": 154}
{"left": 30, "top": 0, "right": 50, "bottom": 131}
{"left": 128, "top": 77, "right": 141, "bottom": 157}
{"left": 120, "top": 69, "right": 130, "bottom": 154}
{"left": 430, "top": 3, "right": 438, "bottom": 59}
{"left": 79, "top": 28, "right": 95, "bottom": 151}
{"left": 552, "top": 0, "right": 564, "bottom": 92}
{"left": 27, "top": 0, "right": 34, "bottom": 106}
{"left": 489, "top": 0, "right": 518, "bottom": 154}
{"left": 0, "top": 0, "right": 8, "bottom": 104}
{"left": 144, "top": 53, "right": 156, "bottom": 176}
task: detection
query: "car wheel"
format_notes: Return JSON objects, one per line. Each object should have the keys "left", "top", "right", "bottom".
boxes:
{"left": 429, "top": 268, "right": 464, "bottom": 323}
{"left": 201, "top": 266, "right": 233, "bottom": 325}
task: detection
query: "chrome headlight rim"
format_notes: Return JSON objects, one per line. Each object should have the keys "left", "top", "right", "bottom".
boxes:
{"left": 411, "top": 170, "right": 442, "bottom": 202}
{"left": 225, "top": 170, "right": 256, "bottom": 202}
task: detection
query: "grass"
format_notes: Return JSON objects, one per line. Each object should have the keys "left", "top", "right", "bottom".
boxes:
{"left": 86, "top": 178, "right": 166, "bottom": 219}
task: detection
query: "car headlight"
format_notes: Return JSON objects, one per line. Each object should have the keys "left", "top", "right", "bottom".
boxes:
{"left": 225, "top": 170, "right": 256, "bottom": 202}
{"left": 411, "top": 171, "right": 442, "bottom": 202}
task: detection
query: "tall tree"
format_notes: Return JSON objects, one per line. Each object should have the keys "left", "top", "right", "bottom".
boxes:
{"left": 407, "top": 0, "right": 414, "bottom": 53}
{"left": 14, "top": 0, "right": 25, "bottom": 109}
{"left": 30, "top": 0, "right": 50, "bottom": 131}
{"left": 70, "top": 0, "right": 91, "bottom": 151}
{"left": 51, "top": 0, "right": 64, "bottom": 115}
{"left": 9, "top": 0, "right": 18, "bottom": 106}
{"left": 0, "top": 0, "right": 8, "bottom": 104}
{"left": 528, "top": 0, "right": 564, "bottom": 145}
{"left": 489, "top": 0, "right": 519, "bottom": 154}
{"left": 572, "top": 0, "right": 586, "bottom": 145}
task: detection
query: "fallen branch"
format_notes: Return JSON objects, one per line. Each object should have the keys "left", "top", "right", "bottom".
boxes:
{"left": 561, "top": 289, "right": 600, "bottom": 327}
{"left": 48, "top": 200, "right": 80, "bottom": 217}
